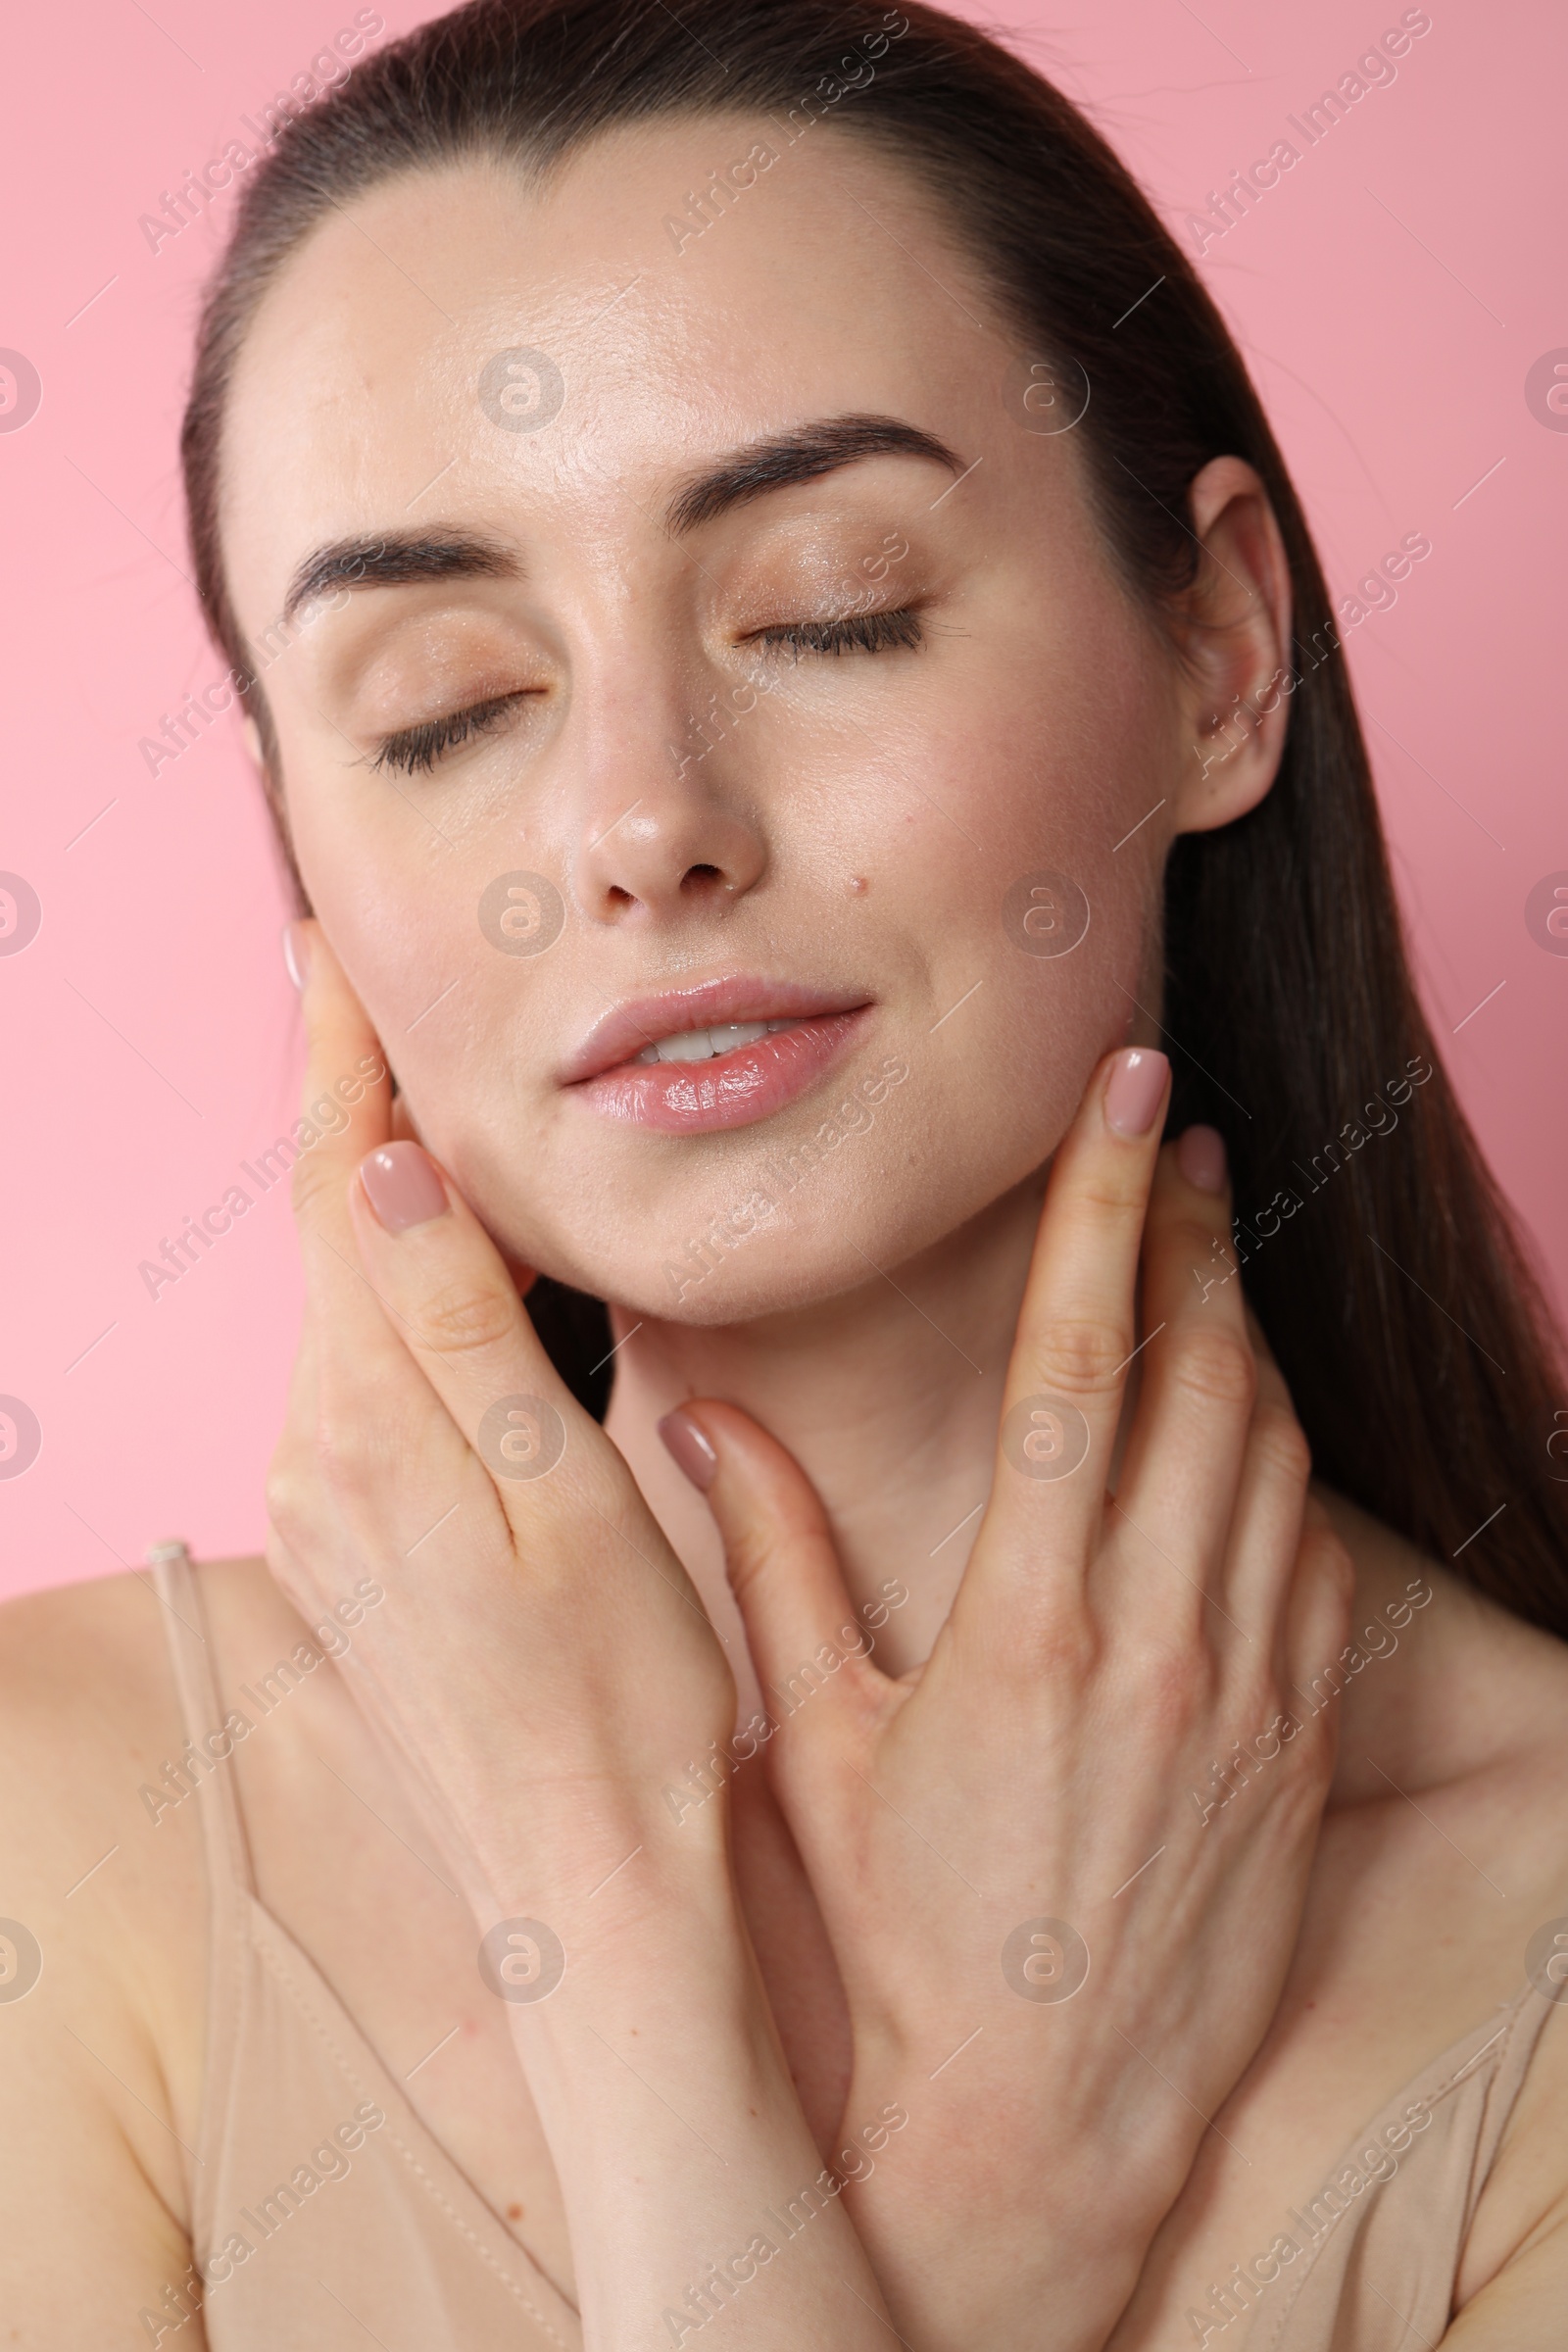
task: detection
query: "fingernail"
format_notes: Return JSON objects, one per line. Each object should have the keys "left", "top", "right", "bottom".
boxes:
{"left": 1103, "top": 1047, "right": 1169, "bottom": 1139}
{"left": 1177, "top": 1124, "right": 1228, "bottom": 1194}
{"left": 359, "top": 1143, "right": 449, "bottom": 1234}
{"left": 658, "top": 1407, "right": 718, "bottom": 1494}
{"left": 282, "top": 920, "right": 311, "bottom": 992}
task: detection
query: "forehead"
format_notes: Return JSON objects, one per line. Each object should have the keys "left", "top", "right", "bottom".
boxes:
{"left": 219, "top": 117, "right": 1026, "bottom": 615}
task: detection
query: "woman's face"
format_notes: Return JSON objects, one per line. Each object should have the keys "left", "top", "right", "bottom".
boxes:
{"left": 220, "top": 118, "right": 1225, "bottom": 1320}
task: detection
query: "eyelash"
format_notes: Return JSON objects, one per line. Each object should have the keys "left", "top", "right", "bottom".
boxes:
{"left": 753, "top": 607, "right": 925, "bottom": 660}
{"left": 370, "top": 691, "right": 527, "bottom": 776}
{"left": 368, "top": 607, "right": 924, "bottom": 775}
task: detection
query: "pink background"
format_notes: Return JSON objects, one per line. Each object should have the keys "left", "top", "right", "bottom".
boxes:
{"left": 1, "top": 1, "right": 1563, "bottom": 1599}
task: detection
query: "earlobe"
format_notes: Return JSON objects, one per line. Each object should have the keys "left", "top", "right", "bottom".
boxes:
{"left": 241, "top": 714, "right": 265, "bottom": 770}
{"left": 1167, "top": 457, "right": 1294, "bottom": 837}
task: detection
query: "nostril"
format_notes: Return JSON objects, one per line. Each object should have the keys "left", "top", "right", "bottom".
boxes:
{"left": 682, "top": 863, "right": 725, "bottom": 891}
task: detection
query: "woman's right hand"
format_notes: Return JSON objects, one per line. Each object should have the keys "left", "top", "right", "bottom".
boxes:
{"left": 668, "top": 1049, "right": 1354, "bottom": 2352}
{"left": 265, "top": 922, "right": 899, "bottom": 2351}
{"left": 264, "top": 923, "right": 740, "bottom": 1914}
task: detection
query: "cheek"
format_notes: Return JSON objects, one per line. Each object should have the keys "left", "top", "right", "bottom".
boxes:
{"left": 895, "top": 619, "right": 1168, "bottom": 1112}
{"left": 284, "top": 592, "right": 1171, "bottom": 1317}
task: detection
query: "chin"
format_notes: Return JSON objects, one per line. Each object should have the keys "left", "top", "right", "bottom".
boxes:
{"left": 519, "top": 1136, "right": 1027, "bottom": 1328}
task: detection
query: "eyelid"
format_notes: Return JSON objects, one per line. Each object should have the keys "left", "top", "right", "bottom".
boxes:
{"left": 366, "top": 597, "right": 924, "bottom": 775}
{"left": 747, "top": 605, "right": 925, "bottom": 658}
{"left": 368, "top": 688, "right": 533, "bottom": 775}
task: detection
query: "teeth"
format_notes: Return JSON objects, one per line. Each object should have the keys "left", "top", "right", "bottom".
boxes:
{"left": 634, "top": 1017, "right": 796, "bottom": 1066}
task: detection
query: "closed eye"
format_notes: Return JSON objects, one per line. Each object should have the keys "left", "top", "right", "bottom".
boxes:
{"left": 369, "top": 690, "right": 533, "bottom": 776}
{"left": 367, "top": 606, "right": 922, "bottom": 774}
{"left": 750, "top": 607, "right": 925, "bottom": 660}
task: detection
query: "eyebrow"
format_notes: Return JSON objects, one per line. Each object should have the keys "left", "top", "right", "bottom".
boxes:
{"left": 280, "top": 528, "right": 517, "bottom": 626}
{"left": 277, "top": 415, "right": 965, "bottom": 624}
{"left": 663, "top": 413, "right": 966, "bottom": 533}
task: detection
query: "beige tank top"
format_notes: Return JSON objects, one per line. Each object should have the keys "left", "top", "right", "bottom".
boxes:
{"left": 149, "top": 1543, "right": 1555, "bottom": 2351}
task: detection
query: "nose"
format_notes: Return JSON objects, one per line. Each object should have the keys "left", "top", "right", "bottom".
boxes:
{"left": 571, "top": 683, "right": 768, "bottom": 927}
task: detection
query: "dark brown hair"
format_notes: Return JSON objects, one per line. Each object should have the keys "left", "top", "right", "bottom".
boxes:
{"left": 180, "top": 0, "right": 1568, "bottom": 1633}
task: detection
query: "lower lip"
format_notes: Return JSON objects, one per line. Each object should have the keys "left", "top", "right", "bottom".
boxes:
{"left": 569, "top": 1008, "right": 872, "bottom": 1134}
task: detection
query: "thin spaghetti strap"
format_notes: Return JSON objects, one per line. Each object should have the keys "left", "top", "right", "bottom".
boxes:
{"left": 146, "top": 1539, "right": 258, "bottom": 1901}
{"left": 1462, "top": 1974, "right": 1563, "bottom": 2225}
{"left": 147, "top": 1539, "right": 258, "bottom": 2243}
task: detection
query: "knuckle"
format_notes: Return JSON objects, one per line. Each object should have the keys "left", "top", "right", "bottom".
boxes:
{"left": 310, "top": 1409, "right": 375, "bottom": 1500}
{"left": 1304, "top": 1522, "right": 1357, "bottom": 1602}
{"left": 991, "top": 1600, "right": 1100, "bottom": 1689}
{"left": 1128, "top": 1635, "right": 1208, "bottom": 1734}
{"left": 265, "top": 1448, "right": 315, "bottom": 1544}
{"left": 1026, "top": 1316, "right": 1131, "bottom": 1397}
{"left": 1162, "top": 1210, "right": 1226, "bottom": 1265}
{"left": 289, "top": 1147, "right": 340, "bottom": 1224}
{"left": 1250, "top": 1399, "right": 1313, "bottom": 1487}
{"left": 1168, "top": 1326, "right": 1257, "bottom": 1411}
{"left": 410, "top": 1276, "right": 518, "bottom": 1360}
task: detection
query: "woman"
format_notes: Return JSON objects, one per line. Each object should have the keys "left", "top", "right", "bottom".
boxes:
{"left": 2, "top": 0, "right": 1565, "bottom": 2344}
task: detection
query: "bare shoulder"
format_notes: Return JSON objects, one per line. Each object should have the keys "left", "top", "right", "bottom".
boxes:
{"left": 0, "top": 1560, "right": 284, "bottom": 2166}
{"left": 1313, "top": 1488, "right": 1568, "bottom": 2314}
{"left": 0, "top": 1551, "right": 287, "bottom": 1758}
{"left": 0, "top": 1563, "right": 178, "bottom": 1750}
{"left": 0, "top": 1562, "right": 272, "bottom": 2338}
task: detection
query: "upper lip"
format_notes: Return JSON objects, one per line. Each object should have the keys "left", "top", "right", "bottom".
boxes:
{"left": 560, "top": 976, "right": 872, "bottom": 1085}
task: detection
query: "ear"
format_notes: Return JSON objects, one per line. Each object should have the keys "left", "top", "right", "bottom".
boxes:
{"left": 1167, "top": 457, "right": 1295, "bottom": 836}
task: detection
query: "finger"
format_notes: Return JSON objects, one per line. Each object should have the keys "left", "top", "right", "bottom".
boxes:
{"left": 1214, "top": 1305, "right": 1314, "bottom": 1645}
{"left": 1105, "top": 1126, "right": 1258, "bottom": 1633}
{"left": 386, "top": 1084, "right": 540, "bottom": 1302}
{"left": 348, "top": 1139, "right": 595, "bottom": 1533}
{"left": 660, "top": 1401, "right": 889, "bottom": 1739}
{"left": 958, "top": 1046, "right": 1170, "bottom": 1620}
{"left": 1281, "top": 1496, "right": 1356, "bottom": 1724}
{"left": 287, "top": 920, "right": 398, "bottom": 1340}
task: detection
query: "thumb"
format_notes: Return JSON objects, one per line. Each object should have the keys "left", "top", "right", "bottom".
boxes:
{"left": 388, "top": 1087, "right": 540, "bottom": 1301}
{"left": 658, "top": 1401, "right": 882, "bottom": 1725}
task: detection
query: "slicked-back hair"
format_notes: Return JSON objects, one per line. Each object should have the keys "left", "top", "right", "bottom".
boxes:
{"left": 180, "top": 0, "right": 1568, "bottom": 1633}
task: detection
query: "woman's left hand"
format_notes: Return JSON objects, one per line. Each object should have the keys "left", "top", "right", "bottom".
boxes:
{"left": 665, "top": 1048, "right": 1352, "bottom": 2352}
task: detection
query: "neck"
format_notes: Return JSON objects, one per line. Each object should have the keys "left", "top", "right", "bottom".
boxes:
{"left": 604, "top": 1164, "right": 1049, "bottom": 1717}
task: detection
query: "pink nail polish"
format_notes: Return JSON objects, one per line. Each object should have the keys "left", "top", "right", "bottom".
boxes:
{"left": 359, "top": 1143, "right": 450, "bottom": 1234}
{"left": 282, "top": 921, "right": 312, "bottom": 992}
{"left": 1103, "top": 1048, "right": 1169, "bottom": 1139}
{"left": 1177, "top": 1124, "right": 1228, "bottom": 1194}
{"left": 658, "top": 1407, "right": 718, "bottom": 1493}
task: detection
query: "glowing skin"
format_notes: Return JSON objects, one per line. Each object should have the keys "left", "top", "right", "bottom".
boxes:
{"left": 220, "top": 122, "right": 1280, "bottom": 1338}
{"left": 220, "top": 120, "right": 1292, "bottom": 1710}
{"left": 5, "top": 105, "right": 1568, "bottom": 2352}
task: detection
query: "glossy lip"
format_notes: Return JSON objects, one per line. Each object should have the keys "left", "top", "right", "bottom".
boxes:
{"left": 561, "top": 977, "right": 875, "bottom": 1137}
{"left": 559, "top": 976, "right": 872, "bottom": 1086}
